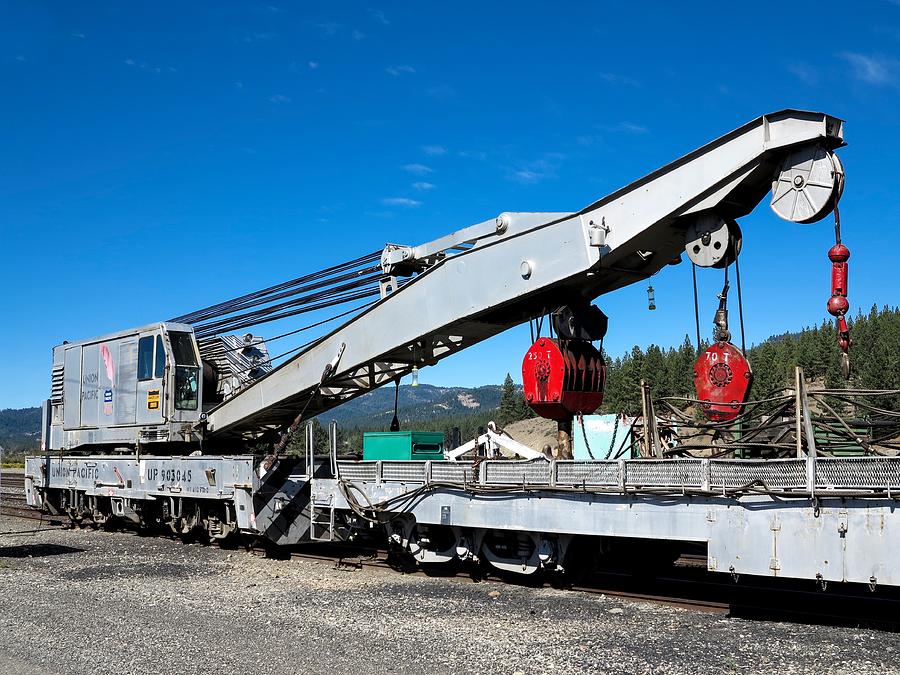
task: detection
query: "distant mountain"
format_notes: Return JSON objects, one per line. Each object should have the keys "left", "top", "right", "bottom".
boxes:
{"left": 322, "top": 383, "right": 503, "bottom": 428}
{"left": 0, "top": 407, "right": 41, "bottom": 453}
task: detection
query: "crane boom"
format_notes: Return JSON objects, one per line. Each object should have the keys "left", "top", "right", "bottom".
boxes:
{"left": 205, "top": 109, "right": 845, "bottom": 438}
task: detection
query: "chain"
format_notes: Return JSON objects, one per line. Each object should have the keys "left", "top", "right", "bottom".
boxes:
{"left": 577, "top": 412, "right": 619, "bottom": 460}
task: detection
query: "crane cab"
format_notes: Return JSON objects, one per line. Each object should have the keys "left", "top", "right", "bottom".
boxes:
{"left": 45, "top": 322, "right": 204, "bottom": 453}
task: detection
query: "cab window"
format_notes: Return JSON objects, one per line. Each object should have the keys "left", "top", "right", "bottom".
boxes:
{"left": 170, "top": 332, "right": 198, "bottom": 366}
{"left": 137, "top": 336, "right": 154, "bottom": 381}
{"left": 174, "top": 368, "right": 199, "bottom": 411}
{"left": 170, "top": 332, "right": 199, "bottom": 410}
{"left": 154, "top": 335, "right": 166, "bottom": 378}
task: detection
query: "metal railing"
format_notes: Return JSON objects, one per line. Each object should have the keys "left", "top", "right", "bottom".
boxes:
{"left": 334, "top": 455, "right": 900, "bottom": 496}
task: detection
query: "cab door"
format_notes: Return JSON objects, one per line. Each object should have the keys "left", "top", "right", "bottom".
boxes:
{"left": 135, "top": 331, "right": 166, "bottom": 425}
{"left": 167, "top": 331, "right": 201, "bottom": 422}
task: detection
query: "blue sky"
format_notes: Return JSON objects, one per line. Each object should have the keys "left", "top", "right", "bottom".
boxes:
{"left": 2, "top": 1, "right": 900, "bottom": 409}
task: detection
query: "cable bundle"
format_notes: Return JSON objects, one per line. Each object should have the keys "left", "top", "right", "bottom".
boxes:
{"left": 170, "top": 251, "right": 383, "bottom": 340}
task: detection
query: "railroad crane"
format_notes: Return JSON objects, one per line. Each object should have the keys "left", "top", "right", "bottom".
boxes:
{"left": 44, "top": 109, "right": 846, "bottom": 457}
{"left": 33, "top": 110, "right": 900, "bottom": 591}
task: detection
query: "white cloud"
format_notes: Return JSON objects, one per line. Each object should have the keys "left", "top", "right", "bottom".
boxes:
{"left": 71, "top": 32, "right": 85, "bottom": 39}
{"left": 308, "top": 61, "right": 319, "bottom": 69}
{"left": 315, "top": 22, "right": 340, "bottom": 37}
{"left": 597, "top": 121, "right": 648, "bottom": 135}
{"left": 839, "top": 52, "right": 896, "bottom": 85}
{"left": 124, "top": 58, "right": 173, "bottom": 74}
{"left": 511, "top": 169, "right": 541, "bottom": 184}
{"left": 352, "top": 29, "right": 365, "bottom": 40}
{"left": 412, "top": 182, "right": 435, "bottom": 190}
{"left": 381, "top": 197, "right": 421, "bottom": 207}
{"left": 421, "top": 145, "right": 446, "bottom": 155}
{"left": 386, "top": 65, "right": 415, "bottom": 76}
{"left": 577, "top": 122, "right": 647, "bottom": 147}
{"left": 458, "top": 150, "right": 487, "bottom": 160}
{"left": 507, "top": 155, "right": 563, "bottom": 185}
{"left": 425, "top": 84, "right": 457, "bottom": 101}
{"left": 234, "top": 81, "right": 244, "bottom": 89}
{"left": 786, "top": 62, "right": 818, "bottom": 85}
{"left": 402, "top": 163, "right": 433, "bottom": 175}
{"left": 269, "top": 94, "right": 291, "bottom": 103}
{"left": 598, "top": 72, "right": 641, "bottom": 87}
{"left": 617, "top": 121, "right": 648, "bottom": 134}
{"left": 369, "top": 9, "right": 390, "bottom": 25}
{"left": 243, "top": 32, "right": 277, "bottom": 43}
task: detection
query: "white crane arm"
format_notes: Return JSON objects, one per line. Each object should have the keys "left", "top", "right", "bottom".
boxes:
{"left": 205, "top": 109, "right": 844, "bottom": 438}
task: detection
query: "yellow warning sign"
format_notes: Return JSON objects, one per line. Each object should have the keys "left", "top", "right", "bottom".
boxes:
{"left": 147, "top": 389, "right": 160, "bottom": 410}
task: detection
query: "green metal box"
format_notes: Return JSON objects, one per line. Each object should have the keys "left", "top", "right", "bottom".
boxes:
{"left": 362, "top": 431, "right": 445, "bottom": 461}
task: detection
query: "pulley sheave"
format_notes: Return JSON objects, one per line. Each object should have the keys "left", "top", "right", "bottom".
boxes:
{"left": 684, "top": 214, "right": 742, "bottom": 269}
{"left": 770, "top": 145, "right": 844, "bottom": 224}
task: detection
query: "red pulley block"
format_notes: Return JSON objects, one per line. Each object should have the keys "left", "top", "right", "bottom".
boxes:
{"left": 522, "top": 338, "right": 606, "bottom": 421}
{"left": 693, "top": 341, "right": 752, "bottom": 422}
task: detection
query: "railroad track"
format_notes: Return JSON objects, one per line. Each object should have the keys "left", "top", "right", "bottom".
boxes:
{"left": 1, "top": 470, "right": 45, "bottom": 522}
{"left": 271, "top": 547, "right": 732, "bottom": 614}
{"left": 251, "top": 543, "right": 900, "bottom": 628}
{"left": 250, "top": 545, "right": 730, "bottom": 613}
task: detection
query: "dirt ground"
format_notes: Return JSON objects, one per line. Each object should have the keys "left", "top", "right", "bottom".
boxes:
{"left": 1, "top": 517, "right": 898, "bottom": 675}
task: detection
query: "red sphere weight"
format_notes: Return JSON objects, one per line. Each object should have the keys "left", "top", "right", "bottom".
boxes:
{"left": 828, "top": 243, "right": 850, "bottom": 263}
{"left": 827, "top": 295, "right": 849, "bottom": 317}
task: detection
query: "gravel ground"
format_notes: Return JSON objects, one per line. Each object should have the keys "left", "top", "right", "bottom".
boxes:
{"left": 0, "top": 517, "right": 898, "bottom": 675}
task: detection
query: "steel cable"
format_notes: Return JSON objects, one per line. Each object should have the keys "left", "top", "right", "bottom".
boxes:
{"left": 194, "top": 283, "right": 381, "bottom": 338}
{"left": 171, "top": 251, "right": 381, "bottom": 324}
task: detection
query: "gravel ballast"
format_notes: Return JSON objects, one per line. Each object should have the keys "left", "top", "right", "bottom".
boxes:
{"left": 0, "top": 517, "right": 898, "bottom": 675}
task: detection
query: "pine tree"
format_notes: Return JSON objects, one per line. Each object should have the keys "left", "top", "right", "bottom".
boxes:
{"left": 514, "top": 387, "right": 534, "bottom": 420}
{"left": 499, "top": 373, "right": 518, "bottom": 426}
{"left": 750, "top": 342, "right": 779, "bottom": 396}
{"left": 641, "top": 344, "right": 668, "bottom": 397}
{"left": 663, "top": 335, "right": 694, "bottom": 399}
{"left": 614, "top": 347, "right": 645, "bottom": 415}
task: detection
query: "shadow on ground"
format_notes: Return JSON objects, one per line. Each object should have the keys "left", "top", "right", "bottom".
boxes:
{"left": 0, "top": 543, "right": 84, "bottom": 558}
